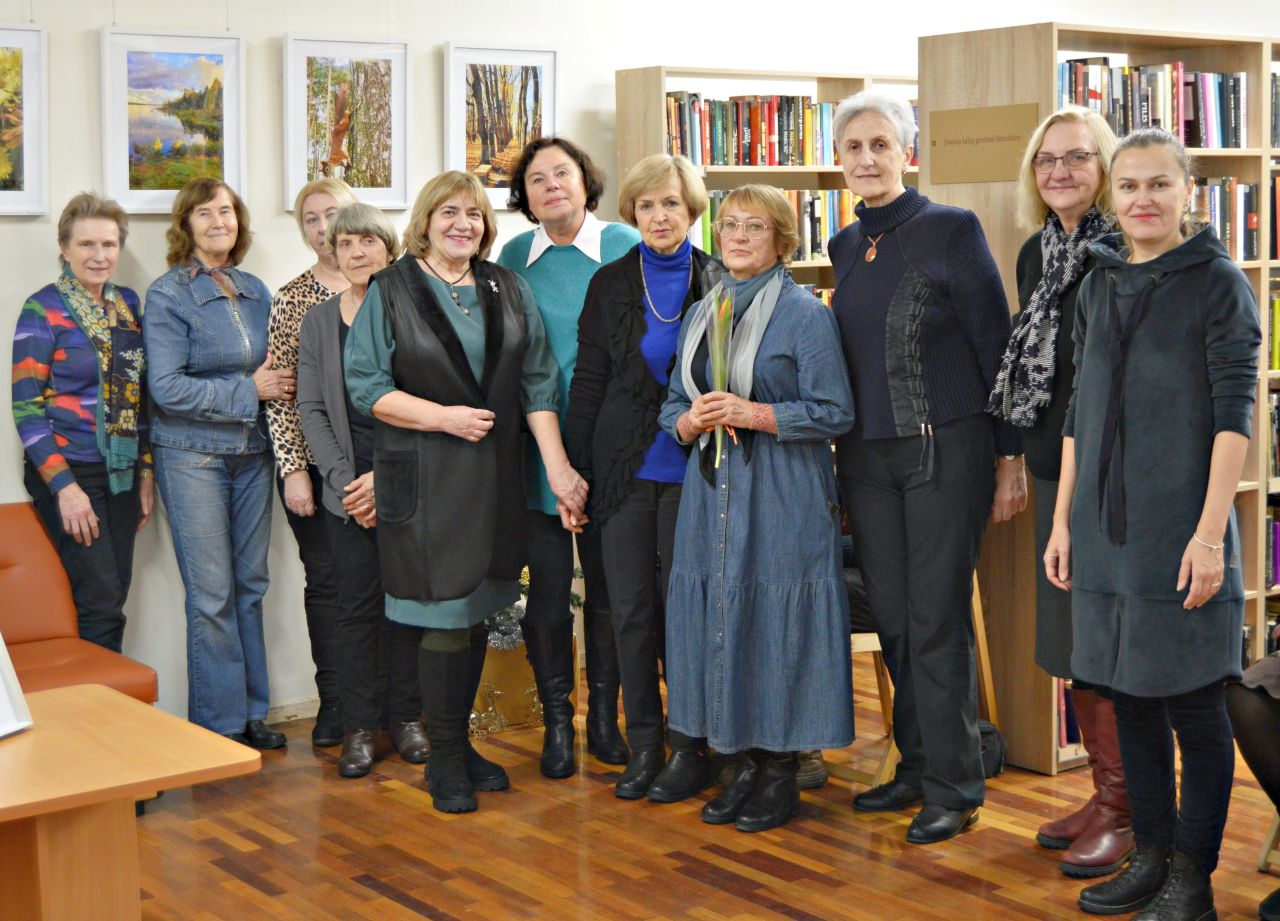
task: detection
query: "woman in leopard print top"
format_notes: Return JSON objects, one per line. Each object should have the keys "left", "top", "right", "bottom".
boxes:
{"left": 266, "top": 177, "right": 358, "bottom": 746}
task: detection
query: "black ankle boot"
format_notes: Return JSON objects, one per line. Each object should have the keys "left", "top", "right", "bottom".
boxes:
{"left": 735, "top": 751, "right": 800, "bottom": 833}
{"left": 1078, "top": 845, "right": 1171, "bottom": 915}
{"left": 523, "top": 620, "right": 576, "bottom": 778}
{"left": 1132, "top": 852, "right": 1217, "bottom": 921}
{"left": 647, "top": 747, "right": 710, "bottom": 803}
{"left": 418, "top": 645, "right": 476, "bottom": 814}
{"left": 703, "top": 751, "right": 763, "bottom": 824}
{"left": 583, "top": 606, "right": 628, "bottom": 765}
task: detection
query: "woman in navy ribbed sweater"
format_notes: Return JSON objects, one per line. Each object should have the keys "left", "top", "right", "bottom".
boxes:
{"left": 829, "top": 91, "right": 1025, "bottom": 845}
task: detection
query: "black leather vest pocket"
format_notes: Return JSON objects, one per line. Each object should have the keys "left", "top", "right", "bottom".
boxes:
{"left": 375, "top": 449, "right": 418, "bottom": 524}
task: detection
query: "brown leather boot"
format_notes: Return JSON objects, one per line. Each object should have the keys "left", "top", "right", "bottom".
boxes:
{"left": 1059, "top": 692, "right": 1134, "bottom": 877}
{"left": 1037, "top": 687, "right": 1101, "bottom": 849}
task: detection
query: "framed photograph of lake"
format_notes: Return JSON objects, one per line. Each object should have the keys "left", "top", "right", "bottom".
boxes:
{"left": 101, "top": 29, "right": 245, "bottom": 214}
{"left": 283, "top": 35, "right": 408, "bottom": 211}
{"left": 0, "top": 24, "right": 48, "bottom": 215}
{"left": 444, "top": 45, "right": 557, "bottom": 208}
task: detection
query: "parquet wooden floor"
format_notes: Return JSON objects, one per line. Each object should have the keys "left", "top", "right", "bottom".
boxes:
{"left": 136, "top": 660, "right": 1280, "bottom": 920}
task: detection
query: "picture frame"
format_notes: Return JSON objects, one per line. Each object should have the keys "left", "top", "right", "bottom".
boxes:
{"left": 0, "top": 631, "right": 33, "bottom": 739}
{"left": 283, "top": 34, "right": 409, "bottom": 211}
{"left": 443, "top": 44, "right": 557, "bottom": 208}
{"left": 0, "top": 23, "right": 48, "bottom": 215}
{"left": 101, "top": 28, "right": 245, "bottom": 214}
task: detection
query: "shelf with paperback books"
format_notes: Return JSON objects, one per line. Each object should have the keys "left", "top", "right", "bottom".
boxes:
{"left": 920, "top": 22, "right": 1277, "bottom": 774}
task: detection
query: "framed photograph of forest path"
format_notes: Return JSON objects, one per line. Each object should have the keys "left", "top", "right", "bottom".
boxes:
{"left": 444, "top": 45, "right": 556, "bottom": 208}
{"left": 284, "top": 35, "right": 407, "bottom": 210}
{"left": 101, "top": 29, "right": 245, "bottom": 214}
{"left": 0, "top": 24, "right": 48, "bottom": 215}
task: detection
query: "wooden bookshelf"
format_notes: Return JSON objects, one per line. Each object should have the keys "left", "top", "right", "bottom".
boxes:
{"left": 919, "top": 23, "right": 1277, "bottom": 774}
{"left": 615, "top": 67, "right": 917, "bottom": 288}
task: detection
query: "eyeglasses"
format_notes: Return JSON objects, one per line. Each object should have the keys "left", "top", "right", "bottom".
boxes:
{"left": 1031, "top": 150, "right": 1098, "bottom": 173}
{"left": 713, "top": 218, "right": 771, "bottom": 239}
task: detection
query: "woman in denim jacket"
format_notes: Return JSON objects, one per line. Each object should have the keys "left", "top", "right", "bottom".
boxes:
{"left": 144, "top": 178, "right": 297, "bottom": 748}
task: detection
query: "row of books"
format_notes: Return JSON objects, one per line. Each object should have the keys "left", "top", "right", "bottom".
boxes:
{"left": 700, "top": 187, "right": 860, "bottom": 262}
{"left": 666, "top": 92, "right": 919, "bottom": 168}
{"left": 1058, "top": 59, "right": 1248, "bottom": 148}
{"left": 1267, "top": 294, "right": 1280, "bottom": 372}
{"left": 1193, "top": 177, "right": 1261, "bottom": 261}
{"left": 1267, "top": 503, "right": 1280, "bottom": 588}
{"left": 1273, "top": 75, "right": 1279, "bottom": 148}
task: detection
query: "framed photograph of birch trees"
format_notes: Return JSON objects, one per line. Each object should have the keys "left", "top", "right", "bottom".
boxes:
{"left": 283, "top": 35, "right": 408, "bottom": 210}
{"left": 444, "top": 44, "right": 557, "bottom": 207}
{"left": 0, "top": 24, "right": 47, "bottom": 215}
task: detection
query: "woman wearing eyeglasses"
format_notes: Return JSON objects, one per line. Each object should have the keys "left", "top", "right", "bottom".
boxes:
{"left": 829, "top": 91, "right": 1023, "bottom": 845}
{"left": 659, "top": 184, "right": 855, "bottom": 833}
{"left": 989, "top": 107, "right": 1127, "bottom": 878}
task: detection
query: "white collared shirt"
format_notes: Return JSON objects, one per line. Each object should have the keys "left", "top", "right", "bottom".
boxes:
{"left": 525, "top": 211, "right": 606, "bottom": 267}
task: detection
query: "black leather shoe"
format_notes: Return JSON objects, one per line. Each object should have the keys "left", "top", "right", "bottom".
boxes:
{"left": 1078, "top": 846, "right": 1171, "bottom": 915}
{"left": 647, "top": 750, "right": 710, "bottom": 803}
{"left": 735, "top": 752, "right": 800, "bottom": 833}
{"left": 243, "top": 720, "right": 287, "bottom": 750}
{"left": 853, "top": 778, "right": 924, "bottom": 813}
{"left": 337, "top": 729, "right": 377, "bottom": 778}
{"left": 1259, "top": 884, "right": 1280, "bottom": 921}
{"left": 465, "top": 743, "right": 510, "bottom": 792}
{"left": 905, "top": 804, "right": 979, "bottom": 844}
{"left": 702, "top": 752, "right": 763, "bottom": 825}
{"left": 1132, "top": 852, "right": 1216, "bottom": 921}
{"left": 389, "top": 720, "right": 430, "bottom": 765}
{"left": 615, "top": 748, "right": 665, "bottom": 800}
{"left": 312, "top": 697, "right": 343, "bottom": 747}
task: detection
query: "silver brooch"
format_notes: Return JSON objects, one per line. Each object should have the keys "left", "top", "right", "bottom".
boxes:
{"left": 489, "top": 280, "right": 499, "bottom": 293}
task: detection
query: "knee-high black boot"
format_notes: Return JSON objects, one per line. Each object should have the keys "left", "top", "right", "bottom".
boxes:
{"left": 464, "top": 624, "right": 509, "bottom": 791}
{"left": 523, "top": 619, "right": 576, "bottom": 778}
{"left": 418, "top": 643, "right": 476, "bottom": 813}
{"left": 584, "top": 604, "right": 628, "bottom": 765}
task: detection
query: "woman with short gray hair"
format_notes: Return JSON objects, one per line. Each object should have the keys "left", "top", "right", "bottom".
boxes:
{"left": 828, "top": 90, "right": 1024, "bottom": 844}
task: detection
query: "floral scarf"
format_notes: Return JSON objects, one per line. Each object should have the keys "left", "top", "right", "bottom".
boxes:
{"left": 54, "top": 267, "right": 146, "bottom": 493}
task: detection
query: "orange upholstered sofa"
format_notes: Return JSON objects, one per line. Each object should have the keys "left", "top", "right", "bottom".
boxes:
{"left": 0, "top": 501, "right": 158, "bottom": 703}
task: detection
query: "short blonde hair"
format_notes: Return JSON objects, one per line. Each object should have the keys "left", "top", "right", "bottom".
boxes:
{"left": 57, "top": 192, "right": 129, "bottom": 267}
{"left": 292, "top": 178, "right": 358, "bottom": 246}
{"left": 618, "top": 154, "right": 709, "bottom": 226}
{"left": 1016, "top": 107, "right": 1117, "bottom": 231}
{"left": 402, "top": 172, "right": 498, "bottom": 260}
{"left": 325, "top": 202, "right": 402, "bottom": 263}
{"left": 717, "top": 184, "right": 800, "bottom": 265}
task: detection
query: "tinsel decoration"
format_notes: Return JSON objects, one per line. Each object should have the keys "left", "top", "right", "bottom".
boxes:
{"left": 484, "top": 597, "right": 526, "bottom": 650}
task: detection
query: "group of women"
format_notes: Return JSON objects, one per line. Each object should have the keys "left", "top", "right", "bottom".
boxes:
{"left": 13, "top": 87, "right": 1280, "bottom": 921}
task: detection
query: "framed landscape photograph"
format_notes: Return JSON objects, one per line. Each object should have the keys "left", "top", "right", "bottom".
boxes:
{"left": 0, "top": 24, "right": 48, "bottom": 215}
{"left": 444, "top": 44, "right": 556, "bottom": 207}
{"left": 283, "top": 35, "right": 408, "bottom": 210}
{"left": 101, "top": 28, "right": 245, "bottom": 214}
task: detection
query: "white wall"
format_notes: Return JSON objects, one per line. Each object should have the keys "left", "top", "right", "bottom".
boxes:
{"left": 3, "top": 0, "right": 1278, "bottom": 719}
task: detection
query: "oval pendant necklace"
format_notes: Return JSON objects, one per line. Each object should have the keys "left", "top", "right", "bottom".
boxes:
{"left": 865, "top": 232, "right": 887, "bottom": 263}
{"left": 422, "top": 258, "right": 474, "bottom": 315}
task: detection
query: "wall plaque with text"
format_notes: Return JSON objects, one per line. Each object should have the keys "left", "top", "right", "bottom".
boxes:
{"left": 929, "top": 103, "right": 1040, "bottom": 184}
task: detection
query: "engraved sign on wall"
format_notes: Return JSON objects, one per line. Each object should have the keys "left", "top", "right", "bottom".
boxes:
{"left": 929, "top": 103, "right": 1040, "bottom": 185}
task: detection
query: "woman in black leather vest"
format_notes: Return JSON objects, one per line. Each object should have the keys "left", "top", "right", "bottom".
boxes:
{"left": 344, "top": 171, "right": 588, "bottom": 814}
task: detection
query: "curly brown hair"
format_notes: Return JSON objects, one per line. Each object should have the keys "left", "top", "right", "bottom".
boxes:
{"left": 165, "top": 178, "right": 253, "bottom": 267}
{"left": 506, "top": 136, "right": 605, "bottom": 224}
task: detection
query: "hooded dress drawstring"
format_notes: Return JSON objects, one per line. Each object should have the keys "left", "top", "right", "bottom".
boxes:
{"left": 918, "top": 423, "right": 934, "bottom": 480}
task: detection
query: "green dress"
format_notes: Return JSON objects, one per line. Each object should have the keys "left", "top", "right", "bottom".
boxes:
{"left": 343, "top": 270, "right": 559, "bottom": 629}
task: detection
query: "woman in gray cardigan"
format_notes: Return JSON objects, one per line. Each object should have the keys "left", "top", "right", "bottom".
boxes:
{"left": 296, "top": 203, "right": 427, "bottom": 778}
{"left": 1044, "top": 129, "right": 1260, "bottom": 921}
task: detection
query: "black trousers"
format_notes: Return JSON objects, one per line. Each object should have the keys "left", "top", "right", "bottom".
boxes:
{"left": 324, "top": 511, "right": 422, "bottom": 728}
{"left": 278, "top": 466, "right": 342, "bottom": 702}
{"left": 838, "top": 414, "right": 994, "bottom": 810}
{"left": 1113, "top": 681, "right": 1235, "bottom": 876}
{"left": 599, "top": 480, "right": 692, "bottom": 752}
{"left": 25, "top": 460, "right": 139, "bottom": 653}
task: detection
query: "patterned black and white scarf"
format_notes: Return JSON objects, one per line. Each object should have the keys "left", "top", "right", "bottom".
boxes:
{"left": 988, "top": 207, "right": 1111, "bottom": 427}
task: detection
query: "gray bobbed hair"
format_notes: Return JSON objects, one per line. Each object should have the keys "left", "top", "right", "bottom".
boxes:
{"left": 832, "top": 91, "right": 915, "bottom": 153}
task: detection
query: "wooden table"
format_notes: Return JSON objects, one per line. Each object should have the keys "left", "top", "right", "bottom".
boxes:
{"left": 0, "top": 684, "right": 260, "bottom": 921}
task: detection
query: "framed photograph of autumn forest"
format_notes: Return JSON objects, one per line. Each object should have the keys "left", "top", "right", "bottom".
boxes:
{"left": 100, "top": 29, "right": 245, "bottom": 214}
{"left": 284, "top": 35, "right": 408, "bottom": 210}
{"left": 0, "top": 24, "right": 48, "bottom": 215}
{"left": 444, "top": 44, "right": 556, "bottom": 208}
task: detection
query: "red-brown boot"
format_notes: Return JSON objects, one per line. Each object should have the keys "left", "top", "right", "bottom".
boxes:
{"left": 1059, "top": 692, "right": 1134, "bottom": 877}
{"left": 1036, "top": 687, "right": 1101, "bottom": 849}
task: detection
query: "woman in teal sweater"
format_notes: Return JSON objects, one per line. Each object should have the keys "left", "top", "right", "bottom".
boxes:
{"left": 496, "top": 137, "right": 641, "bottom": 777}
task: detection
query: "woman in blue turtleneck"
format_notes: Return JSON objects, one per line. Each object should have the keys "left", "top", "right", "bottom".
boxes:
{"left": 566, "top": 154, "right": 719, "bottom": 801}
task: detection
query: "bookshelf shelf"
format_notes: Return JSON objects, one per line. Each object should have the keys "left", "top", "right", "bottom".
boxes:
{"left": 921, "top": 22, "right": 1277, "bottom": 775}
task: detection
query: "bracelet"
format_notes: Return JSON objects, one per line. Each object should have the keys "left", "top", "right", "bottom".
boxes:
{"left": 1191, "top": 532, "right": 1224, "bottom": 552}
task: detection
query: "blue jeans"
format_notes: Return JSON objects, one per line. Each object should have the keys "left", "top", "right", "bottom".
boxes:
{"left": 155, "top": 446, "right": 273, "bottom": 735}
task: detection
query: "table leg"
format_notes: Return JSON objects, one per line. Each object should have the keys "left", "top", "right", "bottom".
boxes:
{"left": 0, "top": 799, "right": 140, "bottom": 921}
